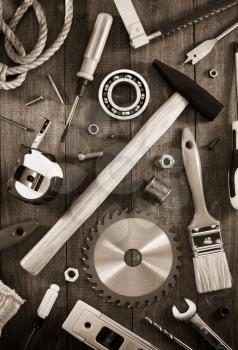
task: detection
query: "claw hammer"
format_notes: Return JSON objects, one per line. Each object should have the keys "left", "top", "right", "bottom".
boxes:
{"left": 20, "top": 61, "right": 223, "bottom": 275}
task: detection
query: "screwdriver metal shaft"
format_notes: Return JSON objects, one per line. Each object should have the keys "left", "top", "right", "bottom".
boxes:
{"left": 145, "top": 317, "right": 194, "bottom": 350}
{"left": 60, "top": 13, "right": 113, "bottom": 143}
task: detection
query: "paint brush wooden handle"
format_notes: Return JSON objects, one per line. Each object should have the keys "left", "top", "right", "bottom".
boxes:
{"left": 182, "top": 128, "right": 219, "bottom": 228}
{"left": 20, "top": 93, "right": 188, "bottom": 275}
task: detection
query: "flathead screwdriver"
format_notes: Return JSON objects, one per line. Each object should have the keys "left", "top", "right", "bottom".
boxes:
{"left": 229, "top": 43, "right": 238, "bottom": 209}
{"left": 60, "top": 13, "right": 113, "bottom": 143}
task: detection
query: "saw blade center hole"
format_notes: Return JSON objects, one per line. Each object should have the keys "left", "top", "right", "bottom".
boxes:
{"left": 124, "top": 249, "right": 142, "bottom": 267}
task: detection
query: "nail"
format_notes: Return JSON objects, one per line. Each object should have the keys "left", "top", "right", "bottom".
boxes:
{"left": 0, "top": 115, "right": 31, "bottom": 131}
{"left": 25, "top": 96, "right": 44, "bottom": 106}
{"left": 47, "top": 74, "right": 64, "bottom": 104}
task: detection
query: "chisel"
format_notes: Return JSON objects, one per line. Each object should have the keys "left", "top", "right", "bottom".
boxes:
{"left": 60, "top": 13, "right": 113, "bottom": 143}
{"left": 229, "top": 43, "right": 238, "bottom": 209}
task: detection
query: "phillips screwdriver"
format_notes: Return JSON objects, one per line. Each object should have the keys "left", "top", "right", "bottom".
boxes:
{"left": 229, "top": 43, "right": 238, "bottom": 210}
{"left": 60, "top": 13, "right": 113, "bottom": 143}
{"left": 23, "top": 284, "right": 60, "bottom": 350}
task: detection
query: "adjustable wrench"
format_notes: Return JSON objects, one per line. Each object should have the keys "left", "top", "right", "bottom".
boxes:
{"left": 172, "top": 299, "right": 232, "bottom": 350}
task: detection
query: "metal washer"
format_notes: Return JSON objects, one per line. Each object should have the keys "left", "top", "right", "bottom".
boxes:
{"left": 98, "top": 69, "right": 150, "bottom": 120}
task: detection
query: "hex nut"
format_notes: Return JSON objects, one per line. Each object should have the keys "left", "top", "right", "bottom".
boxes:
{"left": 64, "top": 268, "right": 79, "bottom": 282}
{"left": 209, "top": 69, "right": 218, "bottom": 78}
{"left": 156, "top": 155, "right": 175, "bottom": 169}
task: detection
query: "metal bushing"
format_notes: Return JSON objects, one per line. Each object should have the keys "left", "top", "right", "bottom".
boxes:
{"left": 98, "top": 69, "right": 150, "bottom": 120}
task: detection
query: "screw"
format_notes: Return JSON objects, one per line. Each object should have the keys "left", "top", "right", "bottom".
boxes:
{"left": 0, "top": 115, "right": 32, "bottom": 131}
{"left": 25, "top": 96, "right": 44, "bottom": 106}
{"left": 47, "top": 74, "right": 64, "bottom": 104}
{"left": 207, "top": 138, "right": 220, "bottom": 150}
{"left": 78, "top": 152, "right": 104, "bottom": 161}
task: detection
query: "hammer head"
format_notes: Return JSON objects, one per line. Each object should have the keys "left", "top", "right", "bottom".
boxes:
{"left": 153, "top": 60, "right": 224, "bottom": 121}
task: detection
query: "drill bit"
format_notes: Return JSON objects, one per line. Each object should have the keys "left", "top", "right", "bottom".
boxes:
{"left": 0, "top": 115, "right": 32, "bottom": 131}
{"left": 145, "top": 317, "right": 194, "bottom": 350}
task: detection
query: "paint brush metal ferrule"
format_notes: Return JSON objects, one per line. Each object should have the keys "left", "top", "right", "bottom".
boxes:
{"left": 189, "top": 225, "right": 224, "bottom": 257}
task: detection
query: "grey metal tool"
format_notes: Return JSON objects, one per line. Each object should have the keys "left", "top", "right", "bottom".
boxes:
{"left": 0, "top": 221, "right": 39, "bottom": 251}
{"left": 184, "top": 20, "right": 238, "bottom": 64}
{"left": 47, "top": 74, "right": 64, "bottom": 104}
{"left": 145, "top": 317, "right": 194, "bottom": 350}
{"left": 60, "top": 13, "right": 113, "bottom": 143}
{"left": 83, "top": 210, "right": 181, "bottom": 307}
{"left": 0, "top": 115, "right": 32, "bottom": 131}
{"left": 114, "top": 0, "right": 238, "bottom": 49}
{"left": 172, "top": 298, "right": 232, "bottom": 350}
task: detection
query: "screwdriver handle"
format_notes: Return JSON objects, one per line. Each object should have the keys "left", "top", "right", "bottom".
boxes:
{"left": 77, "top": 13, "right": 113, "bottom": 81}
{"left": 229, "top": 121, "right": 238, "bottom": 209}
{"left": 37, "top": 284, "right": 60, "bottom": 319}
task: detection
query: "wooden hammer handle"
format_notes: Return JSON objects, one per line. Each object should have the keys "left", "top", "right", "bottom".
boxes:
{"left": 20, "top": 92, "right": 188, "bottom": 275}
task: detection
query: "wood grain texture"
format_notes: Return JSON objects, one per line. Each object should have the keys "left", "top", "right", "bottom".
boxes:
{"left": 0, "top": 1, "right": 237, "bottom": 349}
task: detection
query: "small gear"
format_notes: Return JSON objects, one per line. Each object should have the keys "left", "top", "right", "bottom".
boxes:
{"left": 82, "top": 209, "right": 182, "bottom": 307}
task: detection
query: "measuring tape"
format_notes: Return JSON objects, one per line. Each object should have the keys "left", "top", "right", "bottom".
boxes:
{"left": 7, "top": 119, "right": 63, "bottom": 205}
{"left": 98, "top": 69, "right": 150, "bottom": 120}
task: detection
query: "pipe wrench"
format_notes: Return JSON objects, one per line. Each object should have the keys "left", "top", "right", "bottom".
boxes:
{"left": 172, "top": 299, "right": 232, "bottom": 350}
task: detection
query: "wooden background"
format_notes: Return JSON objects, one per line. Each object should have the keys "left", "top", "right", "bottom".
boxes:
{"left": 0, "top": 0, "right": 237, "bottom": 349}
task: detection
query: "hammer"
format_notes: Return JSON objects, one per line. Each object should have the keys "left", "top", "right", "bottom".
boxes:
{"left": 20, "top": 61, "right": 223, "bottom": 275}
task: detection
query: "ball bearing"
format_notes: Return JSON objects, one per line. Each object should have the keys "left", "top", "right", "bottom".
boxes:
{"left": 98, "top": 70, "right": 150, "bottom": 120}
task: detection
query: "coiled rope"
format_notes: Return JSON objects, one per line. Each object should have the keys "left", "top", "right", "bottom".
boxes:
{"left": 0, "top": 0, "right": 73, "bottom": 90}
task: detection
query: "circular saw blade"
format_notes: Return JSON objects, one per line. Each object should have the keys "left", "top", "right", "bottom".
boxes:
{"left": 83, "top": 210, "right": 182, "bottom": 307}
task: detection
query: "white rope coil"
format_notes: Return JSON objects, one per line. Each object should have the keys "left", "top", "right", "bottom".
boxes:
{"left": 0, "top": 0, "right": 73, "bottom": 90}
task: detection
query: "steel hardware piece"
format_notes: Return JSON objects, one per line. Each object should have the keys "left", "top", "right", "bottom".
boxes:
{"left": 64, "top": 268, "right": 79, "bottom": 283}
{"left": 173, "top": 298, "right": 232, "bottom": 350}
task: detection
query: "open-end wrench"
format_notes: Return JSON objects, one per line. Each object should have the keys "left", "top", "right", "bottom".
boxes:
{"left": 172, "top": 299, "right": 232, "bottom": 350}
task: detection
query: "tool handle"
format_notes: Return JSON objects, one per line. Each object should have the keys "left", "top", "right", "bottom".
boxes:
{"left": 20, "top": 93, "right": 188, "bottom": 275}
{"left": 190, "top": 314, "right": 232, "bottom": 350}
{"left": 229, "top": 121, "right": 238, "bottom": 209}
{"left": 182, "top": 128, "right": 218, "bottom": 227}
{"left": 37, "top": 284, "right": 60, "bottom": 319}
{"left": 216, "top": 21, "right": 238, "bottom": 41}
{"left": 77, "top": 13, "right": 113, "bottom": 81}
{"left": 235, "top": 43, "right": 238, "bottom": 99}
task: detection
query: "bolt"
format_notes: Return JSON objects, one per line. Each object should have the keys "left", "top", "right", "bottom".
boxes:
{"left": 47, "top": 74, "right": 64, "bottom": 104}
{"left": 78, "top": 152, "right": 104, "bottom": 161}
{"left": 25, "top": 96, "right": 44, "bottom": 106}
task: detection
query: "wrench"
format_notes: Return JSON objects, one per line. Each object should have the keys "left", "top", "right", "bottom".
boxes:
{"left": 172, "top": 299, "right": 232, "bottom": 350}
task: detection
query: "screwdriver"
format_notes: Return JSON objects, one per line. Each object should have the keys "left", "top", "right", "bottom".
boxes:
{"left": 229, "top": 42, "right": 238, "bottom": 210}
{"left": 60, "top": 13, "right": 113, "bottom": 143}
{"left": 23, "top": 284, "right": 60, "bottom": 350}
